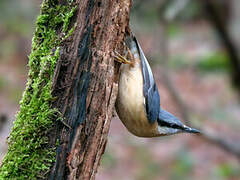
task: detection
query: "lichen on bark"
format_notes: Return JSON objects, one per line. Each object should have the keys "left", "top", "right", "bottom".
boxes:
{"left": 0, "top": 0, "right": 77, "bottom": 179}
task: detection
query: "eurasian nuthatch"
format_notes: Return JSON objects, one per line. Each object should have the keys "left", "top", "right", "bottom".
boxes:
{"left": 115, "top": 34, "right": 200, "bottom": 137}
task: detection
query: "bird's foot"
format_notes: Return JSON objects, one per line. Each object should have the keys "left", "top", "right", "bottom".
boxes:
{"left": 114, "top": 51, "right": 133, "bottom": 65}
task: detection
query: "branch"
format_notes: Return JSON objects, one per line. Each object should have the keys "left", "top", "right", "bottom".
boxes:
{"left": 155, "top": 5, "right": 240, "bottom": 160}
{"left": 200, "top": 130, "right": 240, "bottom": 159}
{"left": 201, "top": 0, "right": 240, "bottom": 92}
{"left": 160, "top": 66, "right": 240, "bottom": 160}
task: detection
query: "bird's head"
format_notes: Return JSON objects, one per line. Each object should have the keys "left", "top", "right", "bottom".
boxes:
{"left": 157, "top": 109, "right": 200, "bottom": 136}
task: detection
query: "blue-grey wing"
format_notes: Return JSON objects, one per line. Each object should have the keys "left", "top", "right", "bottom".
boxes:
{"left": 145, "top": 83, "right": 160, "bottom": 123}
{"left": 131, "top": 36, "right": 160, "bottom": 124}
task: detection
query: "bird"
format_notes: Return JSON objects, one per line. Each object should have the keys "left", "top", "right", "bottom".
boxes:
{"left": 114, "top": 34, "right": 200, "bottom": 137}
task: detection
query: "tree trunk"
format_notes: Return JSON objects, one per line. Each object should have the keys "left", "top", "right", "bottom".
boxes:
{"left": 49, "top": 0, "right": 131, "bottom": 179}
{"left": 0, "top": 0, "right": 131, "bottom": 179}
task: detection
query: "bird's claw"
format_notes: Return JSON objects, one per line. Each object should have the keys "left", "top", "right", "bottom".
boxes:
{"left": 114, "top": 51, "right": 132, "bottom": 65}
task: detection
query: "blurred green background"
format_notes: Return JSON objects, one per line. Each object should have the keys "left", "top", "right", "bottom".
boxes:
{"left": 0, "top": 0, "right": 240, "bottom": 180}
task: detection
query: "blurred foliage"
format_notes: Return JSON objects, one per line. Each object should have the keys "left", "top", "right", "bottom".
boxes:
{"left": 0, "top": 0, "right": 39, "bottom": 62}
{"left": 167, "top": 52, "right": 231, "bottom": 72}
{"left": 0, "top": 0, "right": 38, "bottom": 36}
{"left": 168, "top": 55, "right": 189, "bottom": 69}
{"left": 176, "top": 1, "right": 202, "bottom": 20}
{"left": 0, "top": 77, "right": 7, "bottom": 91}
{"left": 134, "top": 146, "right": 161, "bottom": 180}
{"left": 212, "top": 163, "right": 240, "bottom": 180}
{"left": 8, "top": 87, "right": 23, "bottom": 104}
{"left": 0, "top": 76, "right": 23, "bottom": 104}
{"left": 196, "top": 52, "right": 231, "bottom": 72}
{"left": 133, "top": 4, "right": 159, "bottom": 25}
{"left": 171, "top": 149, "right": 193, "bottom": 180}
{"left": 0, "top": 39, "right": 18, "bottom": 60}
{"left": 163, "top": 0, "right": 202, "bottom": 21}
{"left": 130, "top": 0, "right": 160, "bottom": 33}
{"left": 167, "top": 23, "right": 182, "bottom": 37}
{"left": 101, "top": 150, "right": 117, "bottom": 169}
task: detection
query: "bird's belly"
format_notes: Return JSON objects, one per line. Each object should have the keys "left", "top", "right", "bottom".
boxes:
{"left": 116, "top": 65, "right": 158, "bottom": 137}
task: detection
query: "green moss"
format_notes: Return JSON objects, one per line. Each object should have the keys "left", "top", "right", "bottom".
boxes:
{"left": 0, "top": 0, "right": 77, "bottom": 179}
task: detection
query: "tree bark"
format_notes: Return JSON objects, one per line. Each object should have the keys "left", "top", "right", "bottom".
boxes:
{"left": 49, "top": 0, "right": 131, "bottom": 179}
{"left": 0, "top": 0, "right": 131, "bottom": 179}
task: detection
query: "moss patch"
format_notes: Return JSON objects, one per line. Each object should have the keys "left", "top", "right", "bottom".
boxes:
{"left": 0, "top": 0, "right": 76, "bottom": 179}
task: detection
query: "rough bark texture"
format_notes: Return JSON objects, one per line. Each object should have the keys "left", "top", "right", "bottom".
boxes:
{"left": 49, "top": 0, "right": 131, "bottom": 179}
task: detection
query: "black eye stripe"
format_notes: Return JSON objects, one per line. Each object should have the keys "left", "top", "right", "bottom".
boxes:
{"left": 158, "top": 121, "right": 185, "bottom": 131}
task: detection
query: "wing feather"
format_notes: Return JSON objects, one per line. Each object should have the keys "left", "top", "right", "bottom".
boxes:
{"left": 131, "top": 36, "right": 160, "bottom": 124}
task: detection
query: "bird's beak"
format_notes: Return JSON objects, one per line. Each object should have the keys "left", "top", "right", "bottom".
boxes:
{"left": 181, "top": 125, "right": 200, "bottom": 134}
{"left": 157, "top": 109, "right": 200, "bottom": 135}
